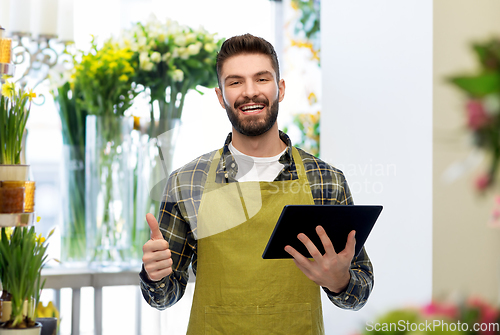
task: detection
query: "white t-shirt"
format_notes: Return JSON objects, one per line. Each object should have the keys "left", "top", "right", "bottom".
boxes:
{"left": 228, "top": 142, "right": 286, "bottom": 182}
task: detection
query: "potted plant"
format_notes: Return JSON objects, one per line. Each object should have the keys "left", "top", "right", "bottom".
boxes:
{"left": 0, "top": 77, "right": 35, "bottom": 180}
{"left": 0, "top": 226, "right": 53, "bottom": 334}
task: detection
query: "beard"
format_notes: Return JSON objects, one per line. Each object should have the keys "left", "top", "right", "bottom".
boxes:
{"left": 224, "top": 96, "right": 279, "bottom": 137}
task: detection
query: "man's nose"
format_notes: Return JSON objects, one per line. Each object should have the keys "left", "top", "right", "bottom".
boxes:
{"left": 243, "top": 81, "right": 259, "bottom": 98}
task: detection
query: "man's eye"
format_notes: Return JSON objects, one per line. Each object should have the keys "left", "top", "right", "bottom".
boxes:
{"left": 229, "top": 81, "right": 240, "bottom": 85}
{"left": 258, "top": 78, "right": 268, "bottom": 82}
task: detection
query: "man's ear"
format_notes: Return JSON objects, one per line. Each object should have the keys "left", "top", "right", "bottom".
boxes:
{"left": 215, "top": 87, "right": 226, "bottom": 109}
{"left": 278, "top": 79, "right": 285, "bottom": 102}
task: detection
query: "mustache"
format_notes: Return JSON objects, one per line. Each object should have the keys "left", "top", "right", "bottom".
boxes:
{"left": 234, "top": 97, "right": 269, "bottom": 110}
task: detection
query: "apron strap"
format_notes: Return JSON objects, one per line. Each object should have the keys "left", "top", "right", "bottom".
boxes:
{"left": 291, "top": 146, "right": 308, "bottom": 182}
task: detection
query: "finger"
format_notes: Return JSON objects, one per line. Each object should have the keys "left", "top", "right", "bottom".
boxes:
{"left": 341, "top": 230, "right": 356, "bottom": 257}
{"left": 145, "top": 258, "right": 173, "bottom": 274}
{"left": 297, "top": 233, "right": 324, "bottom": 263}
{"left": 285, "top": 244, "right": 313, "bottom": 270}
{"left": 143, "top": 239, "right": 169, "bottom": 254}
{"left": 146, "top": 213, "right": 163, "bottom": 240}
{"left": 316, "top": 226, "right": 336, "bottom": 255}
{"left": 147, "top": 267, "right": 173, "bottom": 281}
{"left": 143, "top": 248, "right": 171, "bottom": 264}
{"left": 285, "top": 246, "right": 313, "bottom": 277}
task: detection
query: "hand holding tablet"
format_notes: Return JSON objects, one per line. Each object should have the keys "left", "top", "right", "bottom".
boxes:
{"left": 262, "top": 205, "right": 382, "bottom": 293}
{"left": 262, "top": 205, "right": 382, "bottom": 259}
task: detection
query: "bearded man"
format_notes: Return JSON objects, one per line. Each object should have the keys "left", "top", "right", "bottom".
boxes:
{"left": 140, "top": 33, "right": 374, "bottom": 335}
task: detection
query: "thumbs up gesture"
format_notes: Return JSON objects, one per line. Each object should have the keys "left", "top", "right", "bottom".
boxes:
{"left": 142, "top": 213, "right": 173, "bottom": 281}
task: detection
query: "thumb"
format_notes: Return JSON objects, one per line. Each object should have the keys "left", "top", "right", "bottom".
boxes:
{"left": 146, "top": 213, "right": 163, "bottom": 240}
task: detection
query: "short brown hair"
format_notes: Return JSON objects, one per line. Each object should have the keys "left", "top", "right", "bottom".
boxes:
{"left": 216, "top": 34, "right": 280, "bottom": 88}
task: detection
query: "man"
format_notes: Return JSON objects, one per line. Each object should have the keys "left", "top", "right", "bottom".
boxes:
{"left": 140, "top": 34, "right": 373, "bottom": 334}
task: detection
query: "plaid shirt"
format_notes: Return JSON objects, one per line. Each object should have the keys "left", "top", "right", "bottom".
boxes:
{"left": 140, "top": 131, "right": 374, "bottom": 311}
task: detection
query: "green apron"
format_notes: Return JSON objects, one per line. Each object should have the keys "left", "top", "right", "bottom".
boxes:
{"left": 187, "top": 147, "right": 324, "bottom": 335}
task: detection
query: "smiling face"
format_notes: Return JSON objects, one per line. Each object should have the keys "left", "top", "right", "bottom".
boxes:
{"left": 215, "top": 53, "right": 285, "bottom": 137}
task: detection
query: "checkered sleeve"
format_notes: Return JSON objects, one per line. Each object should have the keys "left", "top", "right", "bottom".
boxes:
{"left": 323, "top": 173, "right": 374, "bottom": 310}
{"left": 139, "top": 169, "right": 196, "bottom": 310}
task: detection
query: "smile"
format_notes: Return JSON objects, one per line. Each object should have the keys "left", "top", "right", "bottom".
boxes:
{"left": 239, "top": 104, "right": 266, "bottom": 114}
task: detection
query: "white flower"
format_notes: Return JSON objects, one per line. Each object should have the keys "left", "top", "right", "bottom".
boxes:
{"left": 187, "top": 42, "right": 202, "bottom": 56}
{"left": 185, "top": 33, "right": 197, "bottom": 44}
{"left": 161, "top": 52, "right": 171, "bottom": 62}
{"left": 158, "top": 32, "right": 167, "bottom": 42}
{"left": 179, "top": 48, "right": 190, "bottom": 60}
{"left": 138, "top": 36, "right": 148, "bottom": 48}
{"left": 139, "top": 52, "right": 149, "bottom": 63}
{"left": 172, "top": 69, "right": 184, "bottom": 82}
{"left": 129, "top": 42, "right": 139, "bottom": 52}
{"left": 150, "top": 52, "right": 161, "bottom": 63}
{"left": 171, "top": 48, "right": 180, "bottom": 59}
{"left": 174, "top": 35, "right": 187, "bottom": 47}
{"left": 47, "top": 64, "right": 69, "bottom": 91}
{"left": 204, "top": 43, "right": 215, "bottom": 53}
{"left": 140, "top": 60, "right": 154, "bottom": 71}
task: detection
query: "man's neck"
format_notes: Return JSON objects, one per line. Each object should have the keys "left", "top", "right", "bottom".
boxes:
{"left": 230, "top": 123, "right": 286, "bottom": 157}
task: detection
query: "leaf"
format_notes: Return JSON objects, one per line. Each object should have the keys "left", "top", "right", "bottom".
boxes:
{"left": 448, "top": 72, "right": 500, "bottom": 97}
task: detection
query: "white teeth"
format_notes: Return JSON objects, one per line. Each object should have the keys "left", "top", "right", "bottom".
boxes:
{"left": 241, "top": 105, "right": 264, "bottom": 111}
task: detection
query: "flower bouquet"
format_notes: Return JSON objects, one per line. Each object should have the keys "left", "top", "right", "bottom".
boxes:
{"left": 0, "top": 227, "right": 53, "bottom": 330}
{"left": 121, "top": 15, "right": 223, "bottom": 136}
{"left": 448, "top": 38, "right": 500, "bottom": 192}
{"left": 118, "top": 16, "right": 223, "bottom": 258}
{"left": 73, "top": 37, "right": 138, "bottom": 265}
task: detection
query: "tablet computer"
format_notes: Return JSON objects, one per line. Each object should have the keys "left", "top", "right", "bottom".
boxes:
{"left": 262, "top": 205, "right": 382, "bottom": 259}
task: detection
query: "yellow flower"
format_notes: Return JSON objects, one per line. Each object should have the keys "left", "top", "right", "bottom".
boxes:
{"left": 0, "top": 227, "right": 14, "bottom": 241}
{"left": 308, "top": 92, "right": 317, "bottom": 105}
{"left": 22, "top": 88, "right": 37, "bottom": 102}
{"left": 35, "top": 301, "right": 60, "bottom": 322}
{"left": 118, "top": 74, "right": 129, "bottom": 82}
{"left": 36, "top": 233, "right": 46, "bottom": 245}
{"left": 1, "top": 81, "right": 14, "bottom": 98}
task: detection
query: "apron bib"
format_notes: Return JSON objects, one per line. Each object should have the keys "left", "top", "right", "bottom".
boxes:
{"left": 187, "top": 147, "right": 324, "bottom": 335}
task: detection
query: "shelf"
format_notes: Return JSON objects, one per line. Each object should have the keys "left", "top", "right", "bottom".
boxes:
{"left": 0, "top": 212, "right": 35, "bottom": 227}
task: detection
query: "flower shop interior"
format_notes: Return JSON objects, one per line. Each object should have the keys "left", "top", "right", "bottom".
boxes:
{"left": 1, "top": 0, "right": 500, "bottom": 334}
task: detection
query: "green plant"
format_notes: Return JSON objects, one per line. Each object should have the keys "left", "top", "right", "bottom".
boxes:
{"left": 0, "top": 227, "right": 53, "bottom": 328}
{"left": 0, "top": 78, "right": 36, "bottom": 164}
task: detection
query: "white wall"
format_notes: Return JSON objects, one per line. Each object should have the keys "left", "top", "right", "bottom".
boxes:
{"left": 321, "top": 1, "right": 433, "bottom": 334}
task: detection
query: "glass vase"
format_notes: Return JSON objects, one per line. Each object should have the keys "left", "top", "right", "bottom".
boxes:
{"left": 85, "top": 115, "right": 134, "bottom": 267}
{"left": 131, "top": 118, "right": 181, "bottom": 260}
{"left": 60, "top": 145, "right": 86, "bottom": 265}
